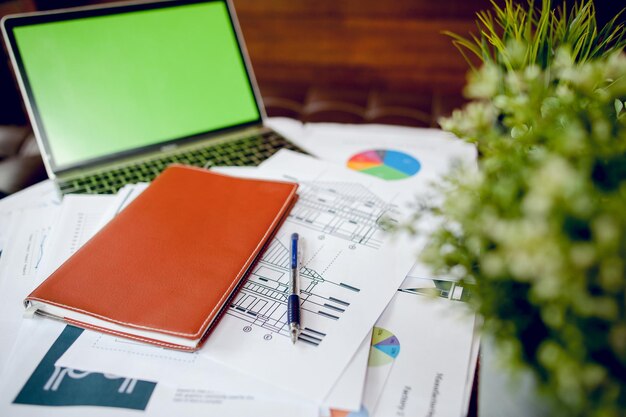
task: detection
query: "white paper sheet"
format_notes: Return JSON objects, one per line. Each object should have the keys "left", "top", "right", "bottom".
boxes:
{"left": 96, "top": 182, "right": 149, "bottom": 229}
{"left": 58, "top": 325, "right": 369, "bottom": 413}
{"left": 0, "top": 194, "right": 117, "bottom": 376}
{"left": 35, "top": 194, "right": 118, "bottom": 281}
{"left": 57, "top": 155, "right": 420, "bottom": 403}
{"left": 361, "top": 325, "right": 399, "bottom": 415}
{"left": 0, "top": 317, "right": 316, "bottom": 417}
{"left": 399, "top": 276, "right": 480, "bottom": 414}
{"left": 56, "top": 327, "right": 310, "bottom": 402}
{"left": 0, "top": 180, "right": 59, "bottom": 214}
{"left": 0, "top": 205, "right": 60, "bottom": 375}
{"left": 57, "top": 180, "right": 370, "bottom": 411}
{"left": 195, "top": 151, "right": 420, "bottom": 402}
{"left": 368, "top": 292, "right": 476, "bottom": 417}
{"left": 462, "top": 317, "right": 481, "bottom": 415}
{"left": 8, "top": 192, "right": 316, "bottom": 416}
{"left": 46, "top": 187, "right": 261, "bottom": 394}
{"left": 266, "top": 119, "right": 477, "bottom": 197}
{"left": 0, "top": 181, "right": 59, "bottom": 258}
{"left": 323, "top": 330, "right": 371, "bottom": 412}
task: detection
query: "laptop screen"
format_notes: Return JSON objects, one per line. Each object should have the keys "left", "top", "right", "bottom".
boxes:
{"left": 5, "top": 0, "right": 261, "bottom": 172}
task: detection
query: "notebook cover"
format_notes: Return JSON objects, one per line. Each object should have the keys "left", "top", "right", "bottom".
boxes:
{"left": 26, "top": 164, "right": 298, "bottom": 350}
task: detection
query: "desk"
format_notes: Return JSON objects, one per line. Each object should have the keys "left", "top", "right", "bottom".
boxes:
{"left": 0, "top": 120, "right": 486, "bottom": 417}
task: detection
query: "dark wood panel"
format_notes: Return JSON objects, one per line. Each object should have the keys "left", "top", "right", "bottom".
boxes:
{"left": 252, "top": 65, "right": 468, "bottom": 94}
{"left": 232, "top": 0, "right": 492, "bottom": 19}
{"left": 235, "top": 10, "right": 479, "bottom": 93}
{"left": 241, "top": 19, "right": 474, "bottom": 64}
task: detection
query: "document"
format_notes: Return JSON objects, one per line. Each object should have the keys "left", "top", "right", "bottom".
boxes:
{"left": 28, "top": 167, "right": 300, "bottom": 351}
{"left": 40, "top": 185, "right": 359, "bottom": 412}
{"left": 35, "top": 194, "right": 118, "bottom": 280}
{"left": 367, "top": 291, "right": 476, "bottom": 417}
{"left": 56, "top": 328, "right": 299, "bottom": 397}
{"left": 0, "top": 180, "right": 59, "bottom": 259}
{"left": 197, "top": 151, "right": 420, "bottom": 402}
{"left": 0, "top": 205, "right": 60, "bottom": 375}
{"left": 324, "top": 330, "right": 371, "bottom": 412}
{"left": 0, "top": 318, "right": 316, "bottom": 417}
{"left": 0, "top": 180, "right": 59, "bottom": 214}
{"left": 58, "top": 270, "right": 370, "bottom": 412}
{"left": 96, "top": 182, "right": 149, "bottom": 229}
{"left": 398, "top": 275, "right": 479, "bottom": 411}
{"left": 2, "top": 191, "right": 315, "bottom": 416}
{"left": 268, "top": 118, "right": 479, "bottom": 287}
{"left": 57, "top": 153, "right": 421, "bottom": 403}
{"left": 0, "top": 194, "right": 119, "bottom": 376}
{"left": 266, "top": 118, "right": 477, "bottom": 197}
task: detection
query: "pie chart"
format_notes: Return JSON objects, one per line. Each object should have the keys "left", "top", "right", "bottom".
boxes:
{"left": 368, "top": 327, "right": 400, "bottom": 366}
{"left": 347, "top": 149, "right": 420, "bottom": 180}
{"left": 330, "top": 406, "right": 369, "bottom": 417}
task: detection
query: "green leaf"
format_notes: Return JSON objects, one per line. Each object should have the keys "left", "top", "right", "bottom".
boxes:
{"left": 616, "top": 99, "right": 624, "bottom": 116}
{"left": 444, "top": 0, "right": 626, "bottom": 69}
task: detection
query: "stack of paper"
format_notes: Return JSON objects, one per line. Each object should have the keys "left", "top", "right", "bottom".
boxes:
{"left": 0, "top": 120, "right": 480, "bottom": 417}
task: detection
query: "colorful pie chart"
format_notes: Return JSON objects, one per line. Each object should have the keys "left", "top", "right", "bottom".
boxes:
{"left": 347, "top": 149, "right": 421, "bottom": 180}
{"left": 368, "top": 327, "right": 400, "bottom": 367}
{"left": 330, "top": 406, "right": 369, "bottom": 417}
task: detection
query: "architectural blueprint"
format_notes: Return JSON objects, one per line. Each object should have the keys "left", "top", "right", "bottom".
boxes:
{"left": 227, "top": 237, "right": 360, "bottom": 346}
{"left": 287, "top": 180, "right": 397, "bottom": 250}
{"left": 197, "top": 151, "right": 420, "bottom": 402}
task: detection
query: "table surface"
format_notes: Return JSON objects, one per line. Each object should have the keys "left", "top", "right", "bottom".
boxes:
{"left": 0, "top": 120, "right": 488, "bottom": 416}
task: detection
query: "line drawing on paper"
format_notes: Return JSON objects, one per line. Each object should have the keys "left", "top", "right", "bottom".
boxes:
{"left": 398, "top": 279, "right": 470, "bottom": 302}
{"left": 286, "top": 181, "right": 398, "bottom": 250}
{"left": 22, "top": 227, "right": 51, "bottom": 277}
{"left": 227, "top": 239, "right": 360, "bottom": 346}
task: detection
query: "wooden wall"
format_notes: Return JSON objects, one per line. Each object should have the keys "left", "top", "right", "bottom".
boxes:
{"left": 232, "top": 0, "right": 491, "bottom": 95}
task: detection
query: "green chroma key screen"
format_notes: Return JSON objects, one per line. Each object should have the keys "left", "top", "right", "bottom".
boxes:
{"left": 13, "top": 1, "right": 260, "bottom": 169}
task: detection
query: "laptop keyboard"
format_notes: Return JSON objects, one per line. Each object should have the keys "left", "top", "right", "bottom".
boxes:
{"left": 58, "top": 131, "right": 304, "bottom": 195}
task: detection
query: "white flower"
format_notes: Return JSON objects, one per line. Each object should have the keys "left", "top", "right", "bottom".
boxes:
{"left": 465, "top": 64, "right": 501, "bottom": 98}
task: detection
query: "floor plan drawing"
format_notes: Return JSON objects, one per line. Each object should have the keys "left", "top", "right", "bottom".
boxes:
{"left": 227, "top": 238, "right": 360, "bottom": 346}
{"left": 286, "top": 181, "right": 398, "bottom": 250}
{"left": 199, "top": 152, "right": 421, "bottom": 402}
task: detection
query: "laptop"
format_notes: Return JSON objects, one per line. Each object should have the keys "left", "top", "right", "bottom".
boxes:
{"left": 1, "top": 0, "right": 304, "bottom": 195}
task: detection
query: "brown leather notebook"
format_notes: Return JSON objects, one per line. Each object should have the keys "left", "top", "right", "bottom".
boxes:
{"left": 25, "top": 165, "right": 298, "bottom": 351}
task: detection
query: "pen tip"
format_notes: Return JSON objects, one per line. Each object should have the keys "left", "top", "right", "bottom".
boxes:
{"left": 291, "top": 333, "right": 297, "bottom": 344}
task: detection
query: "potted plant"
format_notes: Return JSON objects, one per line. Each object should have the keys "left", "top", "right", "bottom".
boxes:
{"left": 420, "top": 1, "right": 626, "bottom": 415}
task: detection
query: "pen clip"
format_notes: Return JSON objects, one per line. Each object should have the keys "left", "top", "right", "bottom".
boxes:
{"left": 290, "top": 233, "right": 299, "bottom": 269}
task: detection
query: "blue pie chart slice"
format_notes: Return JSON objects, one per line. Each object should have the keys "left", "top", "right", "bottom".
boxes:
{"left": 374, "top": 343, "right": 400, "bottom": 358}
{"left": 383, "top": 150, "right": 421, "bottom": 176}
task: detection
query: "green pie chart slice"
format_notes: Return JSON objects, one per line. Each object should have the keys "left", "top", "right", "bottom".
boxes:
{"left": 361, "top": 164, "right": 410, "bottom": 180}
{"left": 368, "top": 344, "right": 395, "bottom": 366}
{"left": 371, "top": 327, "right": 395, "bottom": 345}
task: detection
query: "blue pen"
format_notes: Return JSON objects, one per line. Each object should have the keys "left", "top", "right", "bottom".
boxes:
{"left": 288, "top": 233, "right": 301, "bottom": 344}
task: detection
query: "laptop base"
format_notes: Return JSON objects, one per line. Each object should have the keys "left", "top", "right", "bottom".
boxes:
{"left": 57, "top": 131, "right": 304, "bottom": 195}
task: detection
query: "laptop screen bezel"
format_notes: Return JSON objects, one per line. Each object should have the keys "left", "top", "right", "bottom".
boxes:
{"left": 1, "top": 0, "right": 266, "bottom": 177}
